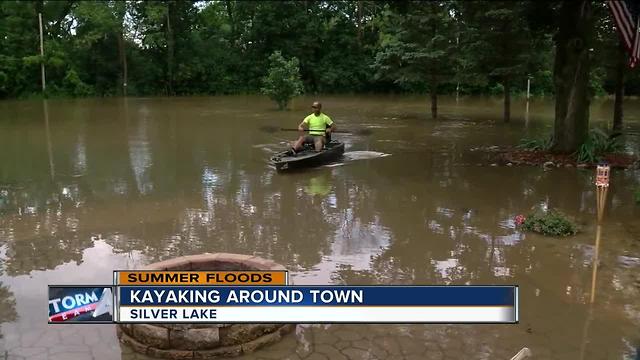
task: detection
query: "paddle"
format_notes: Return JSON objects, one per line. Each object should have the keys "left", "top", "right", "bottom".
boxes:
{"left": 259, "top": 125, "right": 372, "bottom": 136}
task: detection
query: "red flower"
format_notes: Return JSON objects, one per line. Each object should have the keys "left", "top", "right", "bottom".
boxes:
{"left": 515, "top": 215, "right": 526, "bottom": 226}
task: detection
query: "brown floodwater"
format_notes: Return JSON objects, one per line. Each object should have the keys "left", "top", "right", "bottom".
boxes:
{"left": 0, "top": 95, "right": 639, "bottom": 360}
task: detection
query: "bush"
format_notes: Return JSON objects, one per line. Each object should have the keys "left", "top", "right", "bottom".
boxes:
{"left": 520, "top": 210, "right": 578, "bottom": 237}
{"left": 62, "top": 69, "right": 93, "bottom": 97}
{"left": 261, "top": 51, "right": 304, "bottom": 110}
{"left": 576, "top": 128, "right": 624, "bottom": 163}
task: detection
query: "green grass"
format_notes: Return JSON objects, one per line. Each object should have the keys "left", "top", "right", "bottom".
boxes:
{"left": 517, "top": 137, "right": 552, "bottom": 151}
{"left": 521, "top": 210, "right": 578, "bottom": 237}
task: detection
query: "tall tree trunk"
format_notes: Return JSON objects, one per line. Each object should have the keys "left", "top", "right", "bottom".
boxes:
{"left": 612, "top": 40, "right": 625, "bottom": 133}
{"left": 356, "top": 1, "right": 363, "bottom": 44}
{"left": 115, "top": 2, "right": 128, "bottom": 97}
{"left": 166, "top": 3, "right": 174, "bottom": 95}
{"left": 225, "top": 0, "right": 235, "bottom": 40}
{"left": 429, "top": 18, "right": 438, "bottom": 120}
{"left": 118, "top": 31, "right": 128, "bottom": 97}
{"left": 551, "top": 0, "right": 592, "bottom": 153}
{"left": 503, "top": 79, "right": 511, "bottom": 123}
{"left": 430, "top": 77, "right": 438, "bottom": 119}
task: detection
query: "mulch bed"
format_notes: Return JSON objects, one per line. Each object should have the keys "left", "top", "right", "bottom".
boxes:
{"left": 474, "top": 146, "right": 639, "bottom": 168}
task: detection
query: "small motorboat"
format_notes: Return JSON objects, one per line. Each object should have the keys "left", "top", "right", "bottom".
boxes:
{"left": 270, "top": 140, "right": 345, "bottom": 171}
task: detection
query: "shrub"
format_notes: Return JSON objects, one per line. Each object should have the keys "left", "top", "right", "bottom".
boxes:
{"left": 576, "top": 128, "right": 624, "bottom": 163}
{"left": 261, "top": 51, "right": 304, "bottom": 110}
{"left": 62, "top": 69, "right": 93, "bottom": 97}
{"left": 520, "top": 210, "right": 577, "bottom": 237}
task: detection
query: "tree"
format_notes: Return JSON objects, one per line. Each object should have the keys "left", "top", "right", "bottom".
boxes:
{"left": 73, "top": 1, "right": 131, "bottom": 96}
{"left": 3, "top": 0, "right": 640, "bottom": 104}
{"left": 373, "top": 1, "right": 457, "bottom": 119}
{"left": 0, "top": 1, "right": 41, "bottom": 98}
{"left": 591, "top": 1, "right": 626, "bottom": 133}
{"left": 551, "top": 0, "right": 593, "bottom": 153}
{"left": 261, "top": 51, "right": 304, "bottom": 110}
{"left": 130, "top": 1, "right": 197, "bottom": 95}
{"left": 458, "top": 1, "right": 539, "bottom": 122}
{"left": 612, "top": 42, "right": 625, "bottom": 133}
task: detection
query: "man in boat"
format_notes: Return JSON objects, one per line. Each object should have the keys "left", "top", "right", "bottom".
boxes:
{"left": 292, "top": 101, "right": 336, "bottom": 153}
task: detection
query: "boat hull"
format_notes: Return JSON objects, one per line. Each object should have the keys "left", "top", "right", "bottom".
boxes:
{"left": 270, "top": 141, "right": 345, "bottom": 171}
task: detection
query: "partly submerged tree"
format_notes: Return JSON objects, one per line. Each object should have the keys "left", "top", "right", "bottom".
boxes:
{"left": 373, "top": 1, "right": 457, "bottom": 119}
{"left": 458, "top": 1, "right": 540, "bottom": 122}
{"left": 591, "top": 1, "right": 627, "bottom": 133}
{"left": 261, "top": 51, "right": 304, "bottom": 110}
{"left": 73, "top": 1, "right": 130, "bottom": 96}
{"left": 551, "top": 0, "right": 593, "bottom": 153}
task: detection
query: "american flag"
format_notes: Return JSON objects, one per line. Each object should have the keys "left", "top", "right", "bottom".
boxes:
{"left": 608, "top": 0, "right": 640, "bottom": 68}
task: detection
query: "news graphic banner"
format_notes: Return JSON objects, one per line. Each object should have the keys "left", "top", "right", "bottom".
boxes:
{"left": 48, "top": 286, "right": 114, "bottom": 323}
{"left": 48, "top": 270, "right": 288, "bottom": 324}
{"left": 50, "top": 270, "right": 518, "bottom": 324}
{"left": 116, "top": 285, "right": 517, "bottom": 324}
{"left": 115, "top": 270, "right": 289, "bottom": 286}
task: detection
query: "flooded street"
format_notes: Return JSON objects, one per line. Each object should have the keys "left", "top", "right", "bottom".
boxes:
{"left": 0, "top": 95, "right": 639, "bottom": 359}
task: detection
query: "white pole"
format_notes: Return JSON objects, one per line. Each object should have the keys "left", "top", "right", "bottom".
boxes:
{"left": 456, "top": 35, "right": 460, "bottom": 103}
{"left": 526, "top": 77, "right": 531, "bottom": 101}
{"left": 39, "top": 13, "right": 46, "bottom": 93}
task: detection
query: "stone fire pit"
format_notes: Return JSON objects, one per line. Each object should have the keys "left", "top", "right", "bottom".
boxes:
{"left": 116, "top": 253, "right": 295, "bottom": 359}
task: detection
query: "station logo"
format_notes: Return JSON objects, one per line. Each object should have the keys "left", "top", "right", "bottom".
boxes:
{"left": 48, "top": 286, "right": 113, "bottom": 323}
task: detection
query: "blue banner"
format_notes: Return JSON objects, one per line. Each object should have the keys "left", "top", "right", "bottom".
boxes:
{"left": 118, "top": 285, "right": 516, "bottom": 307}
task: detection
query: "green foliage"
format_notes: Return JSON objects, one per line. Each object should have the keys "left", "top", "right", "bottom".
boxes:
{"left": 62, "top": 69, "right": 93, "bottom": 97}
{"left": 373, "top": 2, "right": 457, "bottom": 88}
{"left": 0, "top": 0, "right": 634, "bottom": 105}
{"left": 517, "top": 137, "right": 552, "bottom": 151}
{"left": 261, "top": 51, "right": 304, "bottom": 110}
{"left": 521, "top": 210, "right": 578, "bottom": 237}
{"left": 589, "top": 65, "right": 607, "bottom": 97}
{"left": 529, "top": 69, "right": 554, "bottom": 96}
{"left": 457, "top": 2, "right": 540, "bottom": 89}
{"left": 635, "top": 188, "right": 640, "bottom": 204}
{"left": 575, "top": 128, "right": 624, "bottom": 163}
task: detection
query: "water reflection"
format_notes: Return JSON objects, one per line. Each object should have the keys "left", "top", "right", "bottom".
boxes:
{"left": 44, "top": 100, "right": 55, "bottom": 181}
{"left": 129, "top": 110, "right": 154, "bottom": 195}
{"left": 0, "top": 246, "right": 18, "bottom": 340}
{"left": 0, "top": 96, "right": 637, "bottom": 358}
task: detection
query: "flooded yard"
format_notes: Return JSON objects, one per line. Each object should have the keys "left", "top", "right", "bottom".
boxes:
{"left": 0, "top": 95, "right": 639, "bottom": 359}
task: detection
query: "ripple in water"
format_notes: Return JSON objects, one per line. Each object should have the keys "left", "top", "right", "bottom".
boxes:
{"left": 342, "top": 151, "right": 391, "bottom": 161}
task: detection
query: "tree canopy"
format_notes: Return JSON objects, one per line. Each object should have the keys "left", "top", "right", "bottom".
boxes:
{"left": 0, "top": 0, "right": 637, "bottom": 151}
{"left": 0, "top": 0, "right": 632, "bottom": 99}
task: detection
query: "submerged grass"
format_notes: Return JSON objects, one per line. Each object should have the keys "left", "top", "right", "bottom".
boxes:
{"left": 517, "top": 136, "right": 552, "bottom": 151}
{"left": 521, "top": 210, "right": 578, "bottom": 237}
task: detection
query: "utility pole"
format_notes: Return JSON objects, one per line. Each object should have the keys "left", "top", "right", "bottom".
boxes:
{"left": 456, "top": 35, "right": 460, "bottom": 103}
{"left": 526, "top": 76, "right": 531, "bottom": 101}
{"left": 38, "top": 13, "right": 46, "bottom": 94}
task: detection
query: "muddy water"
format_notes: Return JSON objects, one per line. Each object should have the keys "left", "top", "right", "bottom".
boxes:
{"left": 0, "top": 95, "right": 639, "bottom": 360}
